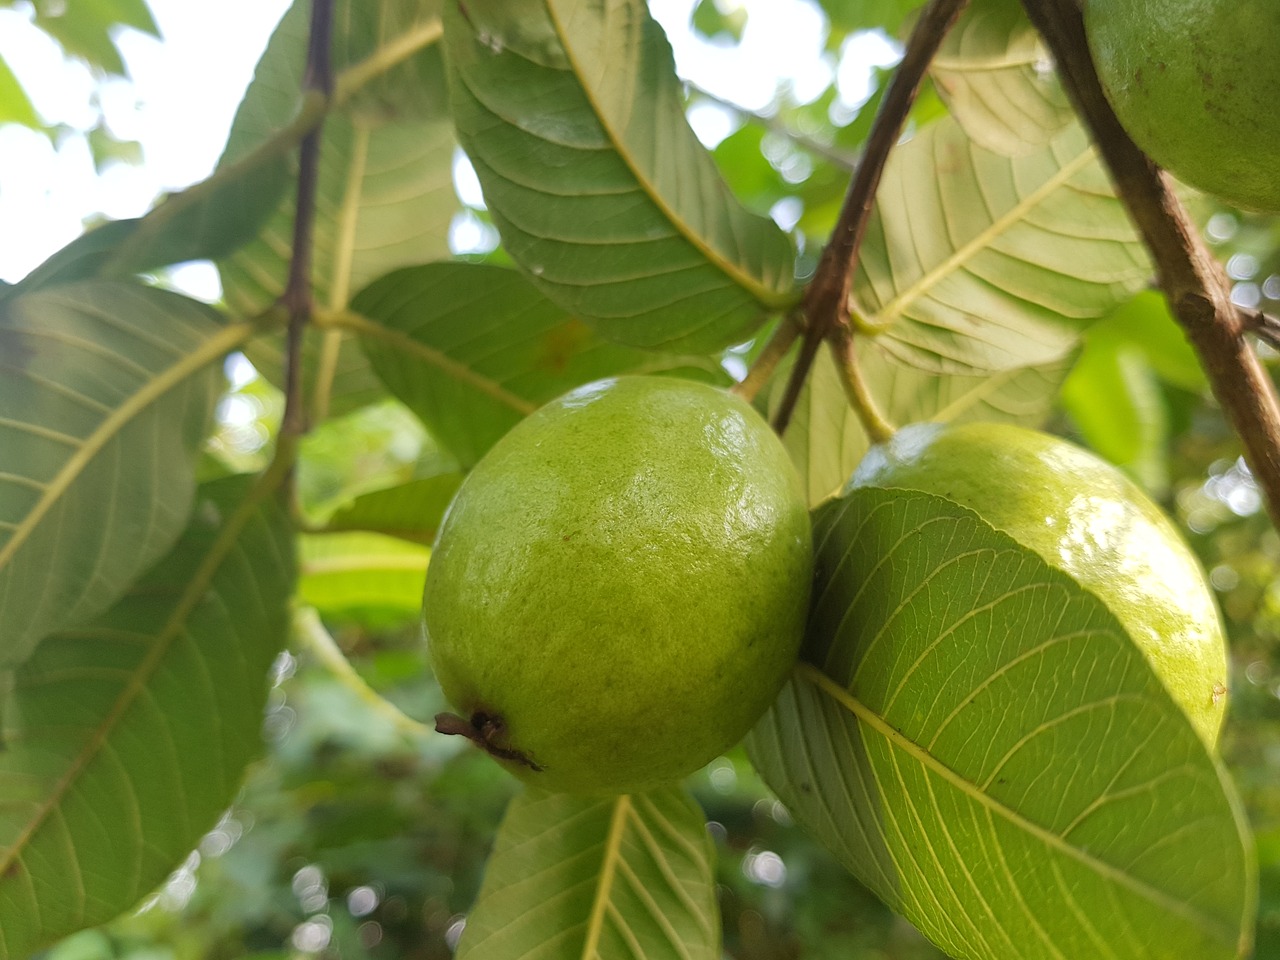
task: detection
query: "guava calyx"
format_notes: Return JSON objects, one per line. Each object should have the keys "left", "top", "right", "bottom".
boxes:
{"left": 434, "top": 710, "right": 545, "bottom": 772}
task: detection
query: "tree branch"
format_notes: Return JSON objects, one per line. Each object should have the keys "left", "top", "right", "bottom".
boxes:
{"left": 280, "top": 0, "right": 335, "bottom": 439}
{"left": 772, "top": 0, "right": 970, "bottom": 434}
{"left": 1022, "top": 0, "right": 1280, "bottom": 529}
{"left": 733, "top": 313, "right": 802, "bottom": 404}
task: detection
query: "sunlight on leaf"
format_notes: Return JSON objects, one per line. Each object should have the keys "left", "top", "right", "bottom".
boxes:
{"left": 857, "top": 116, "right": 1148, "bottom": 375}
{"left": 931, "top": 0, "right": 1072, "bottom": 155}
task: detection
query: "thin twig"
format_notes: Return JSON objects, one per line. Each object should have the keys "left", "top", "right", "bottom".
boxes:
{"left": 1243, "top": 310, "right": 1280, "bottom": 353}
{"left": 1022, "top": 0, "right": 1280, "bottom": 531}
{"left": 686, "top": 84, "right": 860, "bottom": 172}
{"left": 733, "top": 313, "right": 803, "bottom": 404}
{"left": 281, "top": 0, "right": 335, "bottom": 438}
{"left": 772, "top": 0, "right": 970, "bottom": 434}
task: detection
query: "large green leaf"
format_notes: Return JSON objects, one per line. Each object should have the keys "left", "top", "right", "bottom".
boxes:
{"left": 0, "top": 281, "right": 247, "bottom": 664}
{"left": 931, "top": 0, "right": 1072, "bottom": 155}
{"left": 458, "top": 786, "right": 719, "bottom": 960}
{"left": 218, "top": 0, "right": 459, "bottom": 417}
{"left": 443, "top": 0, "right": 796, "bottom": 352}
{"left": 0, "top": 473, "right": 296, "bottom": 958}
{"left": 773, "top": 341, "right": 1074, "bottom": 506}
{"left": 855, "top": 116, "right": 1148, "bottom": 375}
{"left": 352, "top": 262, "right": 727, "bottom": 468}
{"left": 746, "top": 488, "right": 1255, "bottom": 960}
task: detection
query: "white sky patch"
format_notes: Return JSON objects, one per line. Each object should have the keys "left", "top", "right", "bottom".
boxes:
{"left": 0, "top": 0, "right": 289, "bottom": 282}
{"left": 649, "top": 0, "right": 832, "bottom": 110}
{"left": 836, "top": 29, "right": 902, "bottom": 107}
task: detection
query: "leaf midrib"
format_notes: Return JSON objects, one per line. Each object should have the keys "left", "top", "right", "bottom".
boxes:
{"left": 863, "top": 140, "right": 1095, "bottom": 330}
{"left": 541, "top": 1, "right": 791, "bottom": 310}
{"left": 332, "top": 310, "right": 537, "bottom": 415}
{"left": 796, "top": 660, "right": 1239, "bottom": 944}
{"left": 0, "top": 321, "right": 254, "bottom": 572}
{"left": 581, "top": 795, "right": 630, "bottom": 959}
{"left": 0, "top": 462, "right": 287, "bottom": 887}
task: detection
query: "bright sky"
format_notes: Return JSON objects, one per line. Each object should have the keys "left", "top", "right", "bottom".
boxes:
{"left": 0, "top": 0, "right": 898, "bottom": 289}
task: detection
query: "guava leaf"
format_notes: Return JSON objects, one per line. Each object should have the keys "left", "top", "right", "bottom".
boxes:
{"left": 0, "top": 473, "right": 296, "bottom": 959}
{"left": 352, "top": 262, "right": 727, "bottom": 468}
{"left": 217, "top": 0, "right": 459, "bottom": 417}
{"left": 457, "top": 786, "right": 720, "bottom": 960}
{"left": 299, "top": 531, "right": 430, "bottom": 620}
{"left": 773, "top": 341, "right": 1074, "bottom": 506}
{"left": 856, "top": 115, "right": 1148, "bottom": 376}
{"left": 745, "top": 487, "right": 1256, "bottom": 960}
{"left": 774, "top": 111, "right": 1150, "bottom": 505}
{"left": 0, "top": 281, "right": 248, "bottom": 664}
{"left": 931, "top": 0, "right": 1073, "bottom": 155}
{"left": 442, "top": 0, "right": 797, "bottom": 352}
{"left": 322, "top": 472, "right": 464, "bottom": 544}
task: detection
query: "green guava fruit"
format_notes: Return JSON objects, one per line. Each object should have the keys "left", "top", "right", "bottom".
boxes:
{"left": 1084, "top": 0, "right": 1280, "bottom": 212}
{"left": 850, "top": 421, "right": 1228, "bottom": 745}
{"left": 423, "top": 376, "right": 813, "bottom": 795}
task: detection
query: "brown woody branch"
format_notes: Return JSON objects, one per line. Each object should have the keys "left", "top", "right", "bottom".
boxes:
{"left": 1022, "top": 0, "right": 1280, "bottom": 529}
{"left": 281, "top": 0, "right": 335, "bottom": 439}
{"left": 772, "top": 0, "right": 970, "bottom": 434}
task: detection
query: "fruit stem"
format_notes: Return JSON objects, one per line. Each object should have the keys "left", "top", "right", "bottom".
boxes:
{"left": 772, "top": 0, "right": 970, "bottom": 435}
{"left": 831, "top": 326, "right": 895, "bottom": 443}
{"left": 434, "top": 711, "right": 545, "bottom": 771}
{"left": 1022, "top": 0, "right": 1280, "bottom": 532}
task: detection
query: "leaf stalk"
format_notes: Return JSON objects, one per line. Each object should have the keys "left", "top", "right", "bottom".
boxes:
{"left": 772, "top": 0, "right": 970, "bottom": 435}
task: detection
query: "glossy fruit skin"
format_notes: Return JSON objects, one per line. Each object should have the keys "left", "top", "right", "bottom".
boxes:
{"left": 1085, "top": 0, "right": 1280, "bottom": 212}
{"left": 423, "top": 376, "right": 813, "bottom": 795}
{"left": 851, "top": 421, "right": 1228, "bottom": 745}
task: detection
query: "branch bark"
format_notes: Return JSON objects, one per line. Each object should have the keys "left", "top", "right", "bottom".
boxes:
{"left": 281, "top": 0, "right": 336, "bottom": 438}
{"left": 772, "top": 0, "right": 970, "bottom": 434}
{"left": 1022, "top": 0, "right": 1280, "bottom": 529}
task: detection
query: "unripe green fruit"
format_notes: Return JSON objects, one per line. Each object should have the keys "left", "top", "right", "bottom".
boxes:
{"left": 1085, "top": 0, "right": 1280, "bottom": 212}
{"left": 423, "top": 376, "right": 813, "bottom": 795}
{"left": 851, "top": 422, "right": 1228, "bottom": 746}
